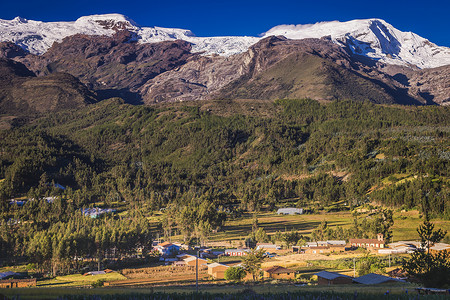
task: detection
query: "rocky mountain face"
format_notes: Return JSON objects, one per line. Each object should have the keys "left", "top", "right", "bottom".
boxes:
{"left": 0, "top": 14, "right": 448, "bottom": 107}
{"left": 407, "top": 65, "right": 450, "bottom": 106}
{"left": 141, "top": 36, "right": 392, "bottom": 104}
{"left": 0, "top": 58, "right": 96, "bottom": 115}
{"left": 5, "top": 31, "right": 195, "bottom": 103}
{"left": 2, "top": 32, "right": 448, "bottom": 106}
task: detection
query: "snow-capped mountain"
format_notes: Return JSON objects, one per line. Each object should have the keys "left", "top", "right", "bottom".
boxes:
{"left": 0, "top": 14, "right": 259, "bottom": 57}
{"left": 1, "top": 14, "right": 449, "bottom": 69}
{"left": 263, "top": 19, "right": 450, "bottom": 69}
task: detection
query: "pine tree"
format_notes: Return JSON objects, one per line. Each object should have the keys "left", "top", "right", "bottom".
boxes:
{"left": 403, "top": 219, "right": 449, "bottom": 287}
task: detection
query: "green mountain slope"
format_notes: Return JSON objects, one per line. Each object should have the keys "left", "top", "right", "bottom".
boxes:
{"left": 216, "top": 52, "right": 417, "bottom": 104}
{"left": 1, "top": 98, "right": 448, "bottom": 217}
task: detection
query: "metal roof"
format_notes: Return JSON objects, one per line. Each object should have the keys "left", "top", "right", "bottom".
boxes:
{"left": 353, "top": 273, "right": 404, "bottom": 285}
{"left": 314, "top": 271, "right": 352, "bottom": 280}
{"left": 0, "top": 271, "right": 19, "bottom": 279}
{"left": 264, "top": 266, "right": 295, "bottom": 274}
{"left": 208, "top": 262, "right": 229, "bottom": 268}
{"left": 86, "top": 271, "right": 106, "bottom": 276}
{"left": 277, "top": 208, "right": 303, "bottom": 214}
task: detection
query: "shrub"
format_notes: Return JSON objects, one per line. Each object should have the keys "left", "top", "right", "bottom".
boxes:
{"left": 224, "top": 266, "right": 246, "bottom": 282}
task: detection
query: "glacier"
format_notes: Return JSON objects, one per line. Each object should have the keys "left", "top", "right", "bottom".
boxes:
{"left": 0, "top": 14, "right": 449, "bottom": 69}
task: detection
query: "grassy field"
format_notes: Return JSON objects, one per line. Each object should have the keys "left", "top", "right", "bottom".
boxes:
{"left": 211, "top": 211, "right": 354, "bottom": 243}
{"left": 208, "top": 209, "right": 450, "bottom": 244}
{"left": 37, "top": 272, "right": 127, "bottom": 287}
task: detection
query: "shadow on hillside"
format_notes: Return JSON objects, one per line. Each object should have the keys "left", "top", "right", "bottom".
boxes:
{"left": 96, "top": 88, "right": 143, "bottom": 105}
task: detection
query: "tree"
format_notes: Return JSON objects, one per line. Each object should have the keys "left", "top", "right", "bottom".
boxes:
{"left": 281, "top": 230, "right": 301, "bottom": 249}
{"left": 224, "top": 266, "right": 246, "bottom": 282}
{"left": 242, "top": 248, "right": 266, "bottom": 281}
{"left": 417, "top": 219, "right": 447, "bottom": 254}
{"left": 403, "top": 219, "right": 450, "bottom": 288}
{"left": 357, "top": 253, "right": 385, "bottom": 276}
{"left": 254, "top": 227, "right": 270, "bottom": 243}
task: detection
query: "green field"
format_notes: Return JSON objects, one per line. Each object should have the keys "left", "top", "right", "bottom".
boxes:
{"left": 37, "top": 272, "right": 127, "bottom": 287}
{"left": 207, "top": 209, "right": 450, "bottom": 244}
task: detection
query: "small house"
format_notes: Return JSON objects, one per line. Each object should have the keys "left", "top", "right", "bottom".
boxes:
{"left": 315, "top": 271, "right": 353, "bottom": 285}
{"left": 0, "top": 271, "right": 20, "bottom": 280}
{"left": 173, "top": 261, "right": 186, "bottom": 267}
{"left": 256, "top": 243, "right": 281, "bottom": 251}
{"left": 176, "top": 253, "right": 195, "bottom": 260}
{"left": 303, "top": 246, "right": 332, "bottom": 254}
{"left": 353, "top": 273, "right": 405, "bottom": 285}
{"left": 154, "top": 242, "right": 180, "bottom": 256}
{"left": 349, "top": 233, "right": 385, "bottom": 249}
{"left": 302, "top": 241, "right": 346, "bottom": 254}
{"left": 430, "top": 243, "right": 450, "bottom": 254}
{"left": 0, "top": 278, "right": 36, "bottom": 288}
{"left": 263, "top": 266, "right": 295, "bottom": 280}
{"left": 224, "top": 248, "right": 249, "bottom": 256}
{"left": 208, "top": 262, "right": 229, "bottom": 279}
{"left": 184, "top": 256, "right": 208, "bottom": 267}
{"left": 83, "top": 271, "right": 106, "bottom": 276}
{"left": 277, "top": 208, "right": 303, "bottom": 215}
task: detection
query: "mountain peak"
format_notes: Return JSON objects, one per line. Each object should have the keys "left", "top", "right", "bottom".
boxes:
{"left": 74, "top": 14, "right": 138, "bottom": 31}
{"left": 12, "top": 16, "right": 28, "bottom": 24}
{"left": 262, "top": 18, "right": 450, "bottom": 68}
{"left": 0, "top": 15, "right": 449, "bottom": 68}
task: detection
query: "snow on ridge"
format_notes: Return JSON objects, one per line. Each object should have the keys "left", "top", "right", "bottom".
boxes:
{"left": 0, "top": 14, "right": 449, "bottom": 68}
{"left": 262, "top": 18, "right": 450, "bottom": 68}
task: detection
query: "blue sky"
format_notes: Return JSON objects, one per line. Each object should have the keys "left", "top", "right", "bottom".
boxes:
{"left": 2, "top": 0, "right": 450, "bottom": 46}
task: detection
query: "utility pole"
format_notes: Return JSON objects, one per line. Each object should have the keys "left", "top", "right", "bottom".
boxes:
{"left": 196, "top": 250, "right": 199, "bottom": 293}
{"left": 389, "top": 253, "right": 391, "bottom": 268}
{"left": 353, "top": 257, "right": 356, "bottom": 278}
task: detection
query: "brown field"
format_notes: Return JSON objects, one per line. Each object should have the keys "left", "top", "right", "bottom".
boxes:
{"left": 106, "top": 273, "right": 209, "bottom": 287}
{"left": 107, "top": 265, "right": 209, "bottom": 287}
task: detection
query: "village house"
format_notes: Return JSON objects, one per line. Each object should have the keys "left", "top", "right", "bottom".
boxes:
{"left": 0, "top": 271, "right": 20, "bottom": 280}
{"left": 315, "top": 271, "right": 353, "bottom": 285}
{"left": 353, "top": 273, "right": 405, "bottom": 285}
{"left": 0, "top": 278, "right": 36, "bottom": 288}
{"left": 224, "top": 248, "right": 249, "bottom": 256}
{"left": 154, "top": 242, "right": 180, "bottom": 256}
{"left": 263, "top": 266, "right": 296, "bottom": 280}
{"left": 430, "top": 242, "right": 450, "bottom": 254}
{"left": 300, "top": 240, "right": 347, "bottom": 254}
{"left": 303, "top": 246, "right": 333, "bottom": 254}
{"left": 305, "top": 242, "right": 319, "bottom": 247}
{"left": 349, "top": 233, "right": 385, "bottom": 249}
{"left": 277, "top": 208, "right": 303, "bottom": 215}
{"left": 176, "top": 253, "right": 195, "bottom": 260}
{"left": 379, "top": 241, "right": 419, "bottom": 254}
{"left": 80, "top": 207, "right": 116, "bottom": 219}
{"left": 173, "top": 260, "right": 186, "bottom": 267}
{"left": 184, "top": 256, "right": 208, "bottom": 267}
{"left": 207, "top": 262, "right": 229, "bottom": 279}
{"left": 256, "top": 243, "right": 281, "bottom": 251}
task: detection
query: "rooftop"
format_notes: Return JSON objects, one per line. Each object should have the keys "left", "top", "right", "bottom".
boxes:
{"left": 314, "top": 271, "right": 352, "bottom": 280}
{"left": 264, "top": 265, "right": 295, "bottom": 274}
{"left": 208, "top": 262, "right": 229, "bottom": 268}
{"left": 353, "top": 273, "right": 404, "bottom": 285}
{"left": 157, "top": 241, "right": 175, "bottom": 248}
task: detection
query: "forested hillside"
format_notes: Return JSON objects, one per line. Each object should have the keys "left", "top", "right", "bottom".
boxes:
{"left": 0, "top": 98, "right": 449, "bottom": 270}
